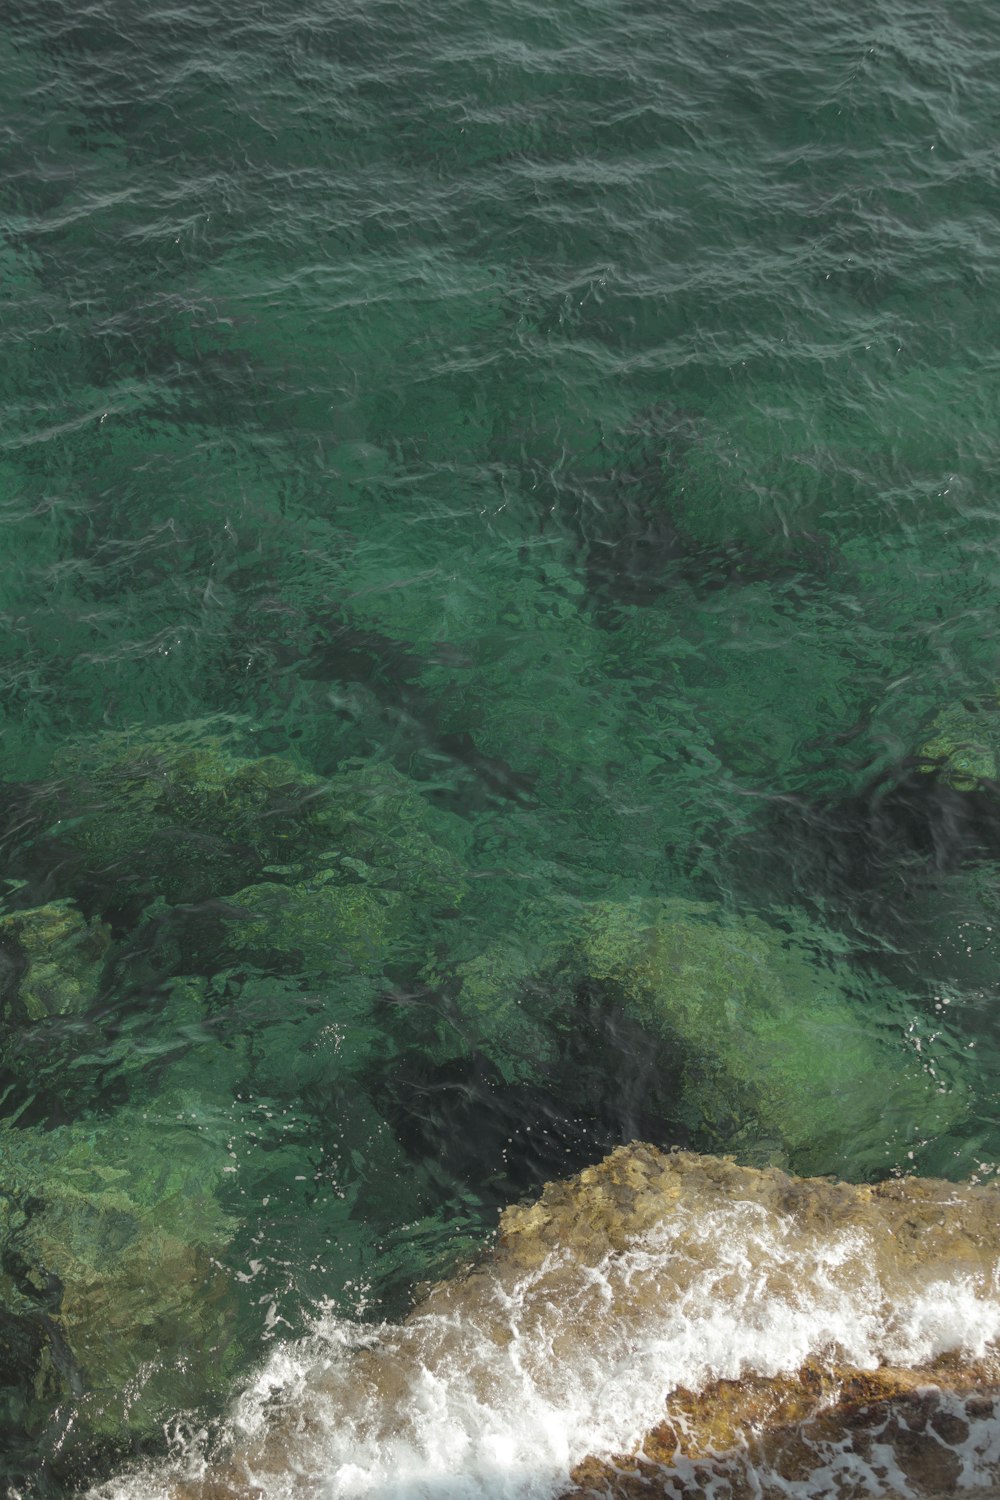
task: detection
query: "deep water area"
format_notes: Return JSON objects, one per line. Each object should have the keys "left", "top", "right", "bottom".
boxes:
{"left": 1, "top": 0, "right": 999, "bottom": 1492}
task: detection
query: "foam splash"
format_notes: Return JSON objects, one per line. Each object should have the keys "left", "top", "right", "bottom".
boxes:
{"left": 92, "top": 1148, "right": 1000, "bottom": 1500}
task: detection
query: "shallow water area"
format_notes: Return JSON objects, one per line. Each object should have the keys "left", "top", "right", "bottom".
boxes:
{"left": 2, "top": 0, "right": 1000, "bottom": 1492}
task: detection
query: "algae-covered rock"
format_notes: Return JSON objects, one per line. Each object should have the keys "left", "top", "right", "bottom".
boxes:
{"left": 0, "top": 1110, "right": 239, "bottom": 1453}
{"left": 222, "top": 877, "right": 408, "bottom": 975}
{"left": 413, "top": 939, "right": 569, "bottom": 1087}
{"left": 209, "top": 757, "right": 470, "bottom": 977}
{"left": 576, "top": 899, "right": 967, "bottom": 1176}
{"left": 31, "top": 721, "right": 336, "bottom": 911}
{"left": 0, "top": 899, "right": 110, "bottom": 1026}
{"left": 914, "top": 701, "right": 1000, "bottom": 789}
{"left": 25, "top": 724, "right": 469, "bottom": 928}
{"left": 321, "top": 760, "right": 470, "bottom": 912}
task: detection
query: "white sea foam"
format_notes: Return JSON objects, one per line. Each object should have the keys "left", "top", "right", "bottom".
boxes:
{"left": 92, "top": 1194, "right": 1000, "bottom": 1500}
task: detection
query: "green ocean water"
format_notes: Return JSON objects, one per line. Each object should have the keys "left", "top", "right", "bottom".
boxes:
{"left": 1, "top": 0, "right": 1000, "bottom": 1490}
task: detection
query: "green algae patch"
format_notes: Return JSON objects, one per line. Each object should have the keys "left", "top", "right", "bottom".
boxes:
{"left": 30, "top": 721, "right": 339, "bottom": 911}
{"left": 223, "top": 877, "right": 408, "bottom": 975}
{"left": 576, "top": 899, "right": 967, "bottom": 1177}
{"left": 913, "top": 701, "right": 1000, "bottom": 789}
{"left": 455, "top": 944, "right": 560, "bottom": 1082}
{"left": 268, "top": 780, "right": 469, "bottom": 967}
{"left": 0, "top": 900, "right": 110, "bottom": 1027}
{"left": 0, "top": 1110, "right": 240, "bottom": 1456}
{"left": 25, "top": 727, "right": 469, "bottom": 933}
{"left": 418, "top": 938, "right": 570, "bottom": 1086}
{"left": 321, "top": 761, "right": 470, "bottom": 912}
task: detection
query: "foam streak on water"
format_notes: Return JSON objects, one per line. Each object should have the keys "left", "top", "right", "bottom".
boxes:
{"left": 93, "top": 1188, "right": 1000, "bottom": 1500}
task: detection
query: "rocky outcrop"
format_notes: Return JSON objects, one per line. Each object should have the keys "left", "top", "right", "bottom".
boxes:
{"left": 913, "top": 700, "right": 1000, "bottom": 790}
{"left": 149, "top": 1144, "right": 1000, "bottom": 1500}
{"left": 19, "top": 723, "right": 468, "bottom": 923}
{"left": 566, "top": 1362, "right": 1000, "bottom": 1500}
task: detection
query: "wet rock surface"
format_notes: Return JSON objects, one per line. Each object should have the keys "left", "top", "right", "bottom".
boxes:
{"left": 565, "top": 1363, "right": 1000, "bottom": 1500}
{"left": 150, "top": 1143, "right": 1000, "bottom": 1500}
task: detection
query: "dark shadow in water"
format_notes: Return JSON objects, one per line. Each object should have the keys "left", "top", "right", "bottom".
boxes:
{"left": 734, "top": 763, "right": 1000, "bottom": 972}
{"left": 529, "top": 405, "right": 837, "bottom": 613}
{"left": 371, "top": 980, "right": 691, "bottom": 1218}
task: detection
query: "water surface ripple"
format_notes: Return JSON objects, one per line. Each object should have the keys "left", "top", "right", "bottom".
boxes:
{"left": 1, "top": 0, "right": 1000, "bottom": 1492}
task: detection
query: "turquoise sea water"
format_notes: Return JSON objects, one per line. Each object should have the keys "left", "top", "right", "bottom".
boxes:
{"left": 1, "top": 0, "right": 1000, "bottom": 1491}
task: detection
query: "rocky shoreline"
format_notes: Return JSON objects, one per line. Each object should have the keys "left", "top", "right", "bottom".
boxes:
{"left": 135, "top": 1143, "right": 1000, "bottom": 1500}
{"left": 565, "top": 1361, "right": 1000, "bottom": 1499}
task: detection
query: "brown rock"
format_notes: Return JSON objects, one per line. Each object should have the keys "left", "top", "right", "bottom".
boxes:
{"left": 565, "top": 1363, "right": 1000, "bottom": 1499}
{"left": 149, "top": 1145, "right": 1000, "bottom": 1500}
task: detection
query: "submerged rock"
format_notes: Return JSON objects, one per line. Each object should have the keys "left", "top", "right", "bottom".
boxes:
{"left": 0, "top": 1109, "right": 239, "bottom": 1463}
{"left": 0, "top": 899, "right": 110, "bottom": 1026}
{"left": 21, "top": 723, "right": 337, "bottom": 912}
{"left": 148, "top": 1143, "right": 1000, "bottom": 1500}
{"left": 18, "top": 724, "right": 468, "bottom": 933}
{"left": 413, "top": 935, "right": 570, "bottom": 1087}
{"left": 221, "top": 877, "right": 409, "bottom": 976}
{"left": 913, "top": 701, "right": 1000, "bottom": 790}
{"left": 575, "top": 898, "right": 967, "bottom": 1176}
